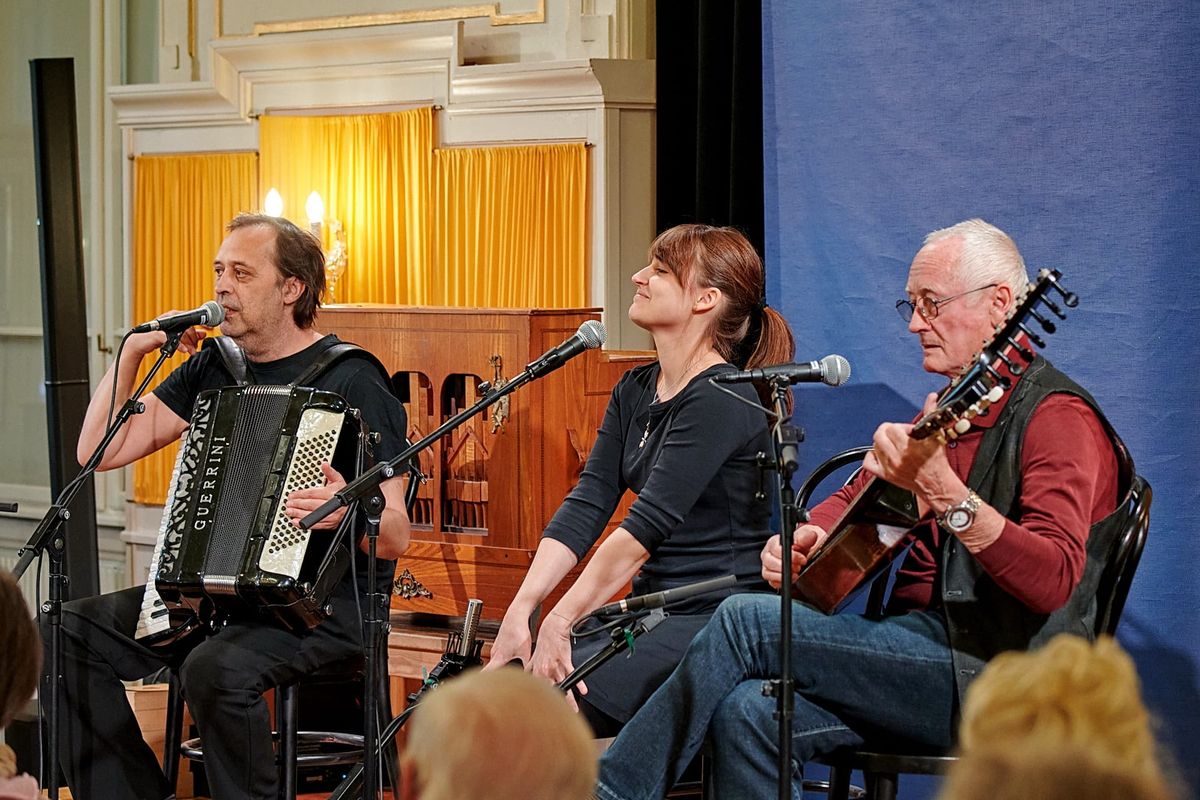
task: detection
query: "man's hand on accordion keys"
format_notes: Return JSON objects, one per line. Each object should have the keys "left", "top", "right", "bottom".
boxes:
{"left": 284, "top": 462, "right": 349, "bottom": 530}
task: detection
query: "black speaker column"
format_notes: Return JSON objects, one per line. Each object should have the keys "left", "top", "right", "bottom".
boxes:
{"left": 30, "top": 57, "right": 100, "bottom": 599}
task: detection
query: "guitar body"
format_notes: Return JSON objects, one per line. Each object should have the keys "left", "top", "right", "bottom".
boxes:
{"left": 795, "top": 478, "right": 919, "bottom": 614}
{"left": 792, "top": 269, "right": 1078, "bottom": 615}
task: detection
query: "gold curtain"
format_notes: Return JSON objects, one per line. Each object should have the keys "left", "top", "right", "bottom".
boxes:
{"left": 131, "top": 113, "right": 588, "bottom": 503}
{"left": 432, "top": 142, "right": 587, "bottom": 307}
{"left": 130, "top": 152, "right": 258, "bottom": 504}
{"left": 258, "top": 109, "right": 434, "bottom": 304}
{"left": 259, "top": 110, "right": 586, "bottom": 308}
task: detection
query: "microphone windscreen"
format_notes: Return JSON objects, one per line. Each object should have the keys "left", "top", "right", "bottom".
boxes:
{"left": 578, "top": 319, "right": 607, "bottom": 349}
{"left": 823, "top": 354, "right": 851, "bottom": 386}
{"left": 202, "top": 300, "right": 226, "bottom": 327}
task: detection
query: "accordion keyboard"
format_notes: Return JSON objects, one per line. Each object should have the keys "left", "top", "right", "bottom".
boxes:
{"left": 258, "top": 407, "right": 344, "bottom": 577}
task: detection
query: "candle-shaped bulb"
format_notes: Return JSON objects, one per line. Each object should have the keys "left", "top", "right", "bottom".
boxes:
{"left": 305, "top": 192, "right": 325, "bottom": 225}
{"left": 264, "top": 188, "right": 284, "bottom": 217}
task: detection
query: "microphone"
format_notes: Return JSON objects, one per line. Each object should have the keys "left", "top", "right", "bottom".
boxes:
{"left": 591, "top": 575, "right": 737, "bottom": 617}
{"left": 456, "top": 598, "right": 483, "bottom": 659}
{"left": 524, "top": 320, "right": 607, "bottom": 379}
{"left": 131, "top": 301, "right": 225, "bottom": 334}
{"left": 714, "top": 354, "right": 851, "bottom": 387}
{"left": 406, "top": 599, "right": 485, "bottom": 705}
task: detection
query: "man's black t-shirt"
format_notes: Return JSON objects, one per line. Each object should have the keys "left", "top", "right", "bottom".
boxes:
{"left": 153, "top": 333, "right": 408, "bottom": 598}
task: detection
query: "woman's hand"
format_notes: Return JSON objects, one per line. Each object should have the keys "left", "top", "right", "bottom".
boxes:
{"left": 484, "top": 610, "right": 534, "bottom": 671}
{"left": 529, "top": 611, "right": 586, "bottom": 709}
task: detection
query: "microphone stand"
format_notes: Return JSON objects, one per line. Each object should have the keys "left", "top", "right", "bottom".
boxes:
{"left": 757, "top": 378, "right": 803, "bottom": 800}
{"left": 558, "top": 608, "right": 666, "bottom": 694}
{"left": 304, "top": 354, "right": 566, "bottom": 799}
{"left": 301, "top": 346, "right": 565, "bottom": 532}
{"left": 11, "top": 330, "right": 184, "bottom": 799}
{"left": 358, "top": 484, "right": 386, "bottom": 800}
{"left": 327, "top": 609, "right": 665, "bottom": 800}
{"left": 328, "top": 602, "right": 484, "bottom": 800}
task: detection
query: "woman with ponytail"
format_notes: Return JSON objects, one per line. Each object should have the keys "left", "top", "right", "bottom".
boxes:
{"left": 486, "top": 224, "right": 795, "bottom": 734}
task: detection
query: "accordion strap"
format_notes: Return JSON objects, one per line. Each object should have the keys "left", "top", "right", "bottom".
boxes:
{"left": 203, "top": 336, "right": 393, "bottom": 391}
{"left": 291, "top": 341, "right": 393, "bottom": 389}
{"left": 205, "top": 336, "right": 251, "bottom": 385}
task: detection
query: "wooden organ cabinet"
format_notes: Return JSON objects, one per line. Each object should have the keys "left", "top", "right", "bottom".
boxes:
{"left": 318, "top": 307, "right": 654, "bottom": 687}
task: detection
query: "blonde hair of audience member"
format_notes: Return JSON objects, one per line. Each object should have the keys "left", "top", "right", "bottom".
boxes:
{"left": 939, "top": 743, "right": 1175, "bottom": 800}
{"left": 956, "top": 633, "right": 1165, "bottom": 781}
{"left": 400, "top": 668, "right": 597, "bottom": 800}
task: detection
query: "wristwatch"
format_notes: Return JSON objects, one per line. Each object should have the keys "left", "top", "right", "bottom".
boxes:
{"left": 940, "top": 490, "right": 982, "bottom": 533}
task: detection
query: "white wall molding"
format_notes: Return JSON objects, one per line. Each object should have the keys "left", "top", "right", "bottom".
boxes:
{"left": 110, "top": 82, "right": 244, "bottom": 129}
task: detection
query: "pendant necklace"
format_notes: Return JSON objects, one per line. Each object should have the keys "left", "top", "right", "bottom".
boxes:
{"left": 638, "top": 390, "right": 659, "bottom": 449}
{"left": 639, "top": 355, "right": 710, "bottom": 449}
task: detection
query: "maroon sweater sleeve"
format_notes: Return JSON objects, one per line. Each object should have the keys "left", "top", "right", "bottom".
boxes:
{"left": 806, "top": 467, "right": 872, "bottom": 533}
{"left": 972, "top": 394, "right": 1119, "bottom": 613}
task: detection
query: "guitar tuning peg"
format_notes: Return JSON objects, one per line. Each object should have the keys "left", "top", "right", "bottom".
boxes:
{"left": 1014, "top": 325, "right": 1044, "bottom": 350}
{"left": 1041, "top": 295, "right": 1067, "bottom": 320}
{"left": 1029, "top": 307, "right": 1057, "bottom": 333}
{"left": 986, "top": 385, "right": 1004, "bottom": 403}
{"left": 953, "top": 418, "right": 972, "bottom": 435}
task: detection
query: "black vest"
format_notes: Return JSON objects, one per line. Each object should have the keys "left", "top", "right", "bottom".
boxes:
{"left": 939, "top": 357, "right": 1132, "bottom": 708}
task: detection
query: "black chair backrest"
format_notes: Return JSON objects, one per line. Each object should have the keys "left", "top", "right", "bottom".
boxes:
{"left": 795, "top": 446, "right": 873, "bottom": 510}
{"left": 1093, "top": 475, "right": 1152, "bottom": 636}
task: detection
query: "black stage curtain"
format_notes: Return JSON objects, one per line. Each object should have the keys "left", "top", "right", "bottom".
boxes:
{"left": 655, "top": 0, "right": 764, "bottom": 253}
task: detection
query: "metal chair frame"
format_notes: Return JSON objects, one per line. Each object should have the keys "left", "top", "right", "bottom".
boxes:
{"left": 163, "top": 652, "right": 398, "bottom": 800}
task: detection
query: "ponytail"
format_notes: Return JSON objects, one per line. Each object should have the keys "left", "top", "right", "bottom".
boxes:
{"left": 740, "top": 306, "right": 795, "bottom": 410}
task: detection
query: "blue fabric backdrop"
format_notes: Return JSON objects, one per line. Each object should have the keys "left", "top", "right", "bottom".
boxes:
{"left": 763, "top": 2, "right": 1199, "bottom": 795}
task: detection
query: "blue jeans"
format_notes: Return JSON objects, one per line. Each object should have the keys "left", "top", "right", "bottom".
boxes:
{"left": 595, "top": 594, "right": 956, "bottom": 800}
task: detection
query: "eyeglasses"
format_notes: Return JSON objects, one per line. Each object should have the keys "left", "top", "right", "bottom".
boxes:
{"left": 895, "top": 284, "right": 998, "bottom": 322}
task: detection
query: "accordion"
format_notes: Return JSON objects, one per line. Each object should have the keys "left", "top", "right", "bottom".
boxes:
{"left": 135, "top": 384, "right": 366, "bottom": 646}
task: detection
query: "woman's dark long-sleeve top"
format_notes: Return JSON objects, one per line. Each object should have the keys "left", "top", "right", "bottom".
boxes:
{"left": 543, "top": 361, "right": 773, "bottom": 721}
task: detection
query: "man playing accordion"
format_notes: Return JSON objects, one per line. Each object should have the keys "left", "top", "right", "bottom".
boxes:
{"left": 52, "top": 213, "right": 411, "bottom": 800}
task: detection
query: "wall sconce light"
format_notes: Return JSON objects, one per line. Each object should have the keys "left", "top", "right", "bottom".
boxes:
{"left": 324, "top": 219, "right": 348, "bottom": 303}
{"left": 280, "top": 189, "right": 348, "bottom": 303}
{"left": 305, "top": 191, "right": 325, "bottom": 237}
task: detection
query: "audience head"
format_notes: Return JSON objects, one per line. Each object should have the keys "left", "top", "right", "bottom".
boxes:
{"left": 400, "top": 667, "right": 597, "bottom": 800}
{"left": 225, "top": 213, "right": 326, "bottom": 328}
{"left": 0, "top": 572, "right": 40, "bottom": 730}
{"left": 646, "top": 224, "right": 794, "bottom": 371}
{"left": 939, "top": 743, "right": 1175, "bottom": 800}
{"left": 943, "top": 634, "right": 1180, "bottom": 800}
{"left": 958, "top": 634, "right": 1161, "bottom": 775}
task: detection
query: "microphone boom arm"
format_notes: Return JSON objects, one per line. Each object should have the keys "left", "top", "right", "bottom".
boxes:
{"left": 301, "top": 353, "right": 539, "bottom": 529}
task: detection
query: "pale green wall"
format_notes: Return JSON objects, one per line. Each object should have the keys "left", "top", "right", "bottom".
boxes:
{"left": 0, "top": 0, "right": 94, "bottom": 490}
{"left": 124, "top": 0, "right": 157, "bottom": 84}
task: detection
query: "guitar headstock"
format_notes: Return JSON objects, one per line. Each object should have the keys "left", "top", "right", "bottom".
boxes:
{"left": 910, "top": 269, "right": 1077, "bottom": 442}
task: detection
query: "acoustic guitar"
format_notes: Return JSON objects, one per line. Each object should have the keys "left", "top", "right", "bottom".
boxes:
{"left": 794, "top": 269, "right": 1078, "bottom": 614}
